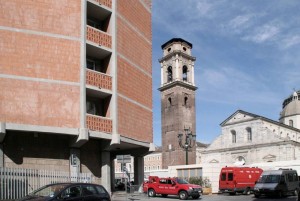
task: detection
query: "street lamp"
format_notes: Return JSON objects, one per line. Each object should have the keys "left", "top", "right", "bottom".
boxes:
{"left": 178, "top": 128, "right": 196, "bottom": 165}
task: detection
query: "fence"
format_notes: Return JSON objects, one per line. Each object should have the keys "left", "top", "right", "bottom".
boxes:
{"left": 0, "top": 167, "right": 92, "bottom": 200}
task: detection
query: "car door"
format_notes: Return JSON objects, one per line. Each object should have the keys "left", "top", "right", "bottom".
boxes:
{"left": 59, "top": 185, "right": 83, "bottom": 201}
{"left": 94, "top": 185, "right": 111, "bottom": 201}
{"left": 81, "top": 184, "right": 99, "bottom": 201}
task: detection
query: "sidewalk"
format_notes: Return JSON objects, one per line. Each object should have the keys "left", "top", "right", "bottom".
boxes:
{"left": 112, "top": 191, "right": 149, "bottom": 201}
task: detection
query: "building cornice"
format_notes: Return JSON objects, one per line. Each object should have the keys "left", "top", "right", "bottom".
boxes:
{"left": 158, "top": 50, "right": 196, "bottom": 63}
{"left": 158, "top": 80, "right": 197, "bottom": 91}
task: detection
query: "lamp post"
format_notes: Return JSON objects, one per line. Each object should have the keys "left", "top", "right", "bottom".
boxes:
{"left": 178, "top": 128, "right": 196, "bottom": 165}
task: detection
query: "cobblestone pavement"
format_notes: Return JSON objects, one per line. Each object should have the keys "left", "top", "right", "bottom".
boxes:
{"left": 111, "top": 192, "right": 299, "bottom": 201}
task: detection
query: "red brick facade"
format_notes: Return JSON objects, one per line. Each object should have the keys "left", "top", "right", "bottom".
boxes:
{"left": 0, "top": 0, "right": 152, "bottom": 190}
{"left": 116, "top": 0, "right": 152, "bottom": 142}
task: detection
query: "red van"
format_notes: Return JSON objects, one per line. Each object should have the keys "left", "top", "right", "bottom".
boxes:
{"left": 219, "top": 166, "right": 263, "bottom": 195}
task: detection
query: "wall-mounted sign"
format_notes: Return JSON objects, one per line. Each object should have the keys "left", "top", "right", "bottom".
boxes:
{"left": 116, "top": 155, "right": 131, "bottom": 163}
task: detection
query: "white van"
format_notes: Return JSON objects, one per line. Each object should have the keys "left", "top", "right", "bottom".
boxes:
{"left": 254, "top": 169, "right": 299, "bottom": 198}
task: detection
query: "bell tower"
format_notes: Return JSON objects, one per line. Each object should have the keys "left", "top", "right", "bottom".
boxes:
{"left": 159, "top": 38, "right": 197, "bottom": 168}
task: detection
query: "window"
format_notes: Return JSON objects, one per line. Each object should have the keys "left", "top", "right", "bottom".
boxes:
{"left": 228, "top": 173, "right": 233, "bottom": 181}
{"left": 61, "top": 186, "right": 81, "bottom": 198}
{"left": 82, "top": 185, "right": 97, "bottom": 196}
{"left": 167, "top": 66, "right": 173, "bottom": 82}
{"left": 184, "top": 96, "right": 188, "bottom": 106}
{"left": 289, "top": 120, "right": 294, "bottom": 127}
{"left": 231, "top": 130, "right": 236, "bottom": 143}
{"left": 87, "top": 18, "right": 102, "bottom": 30}
{"left": 95, "top": 185, "right": 106, "bottom": 194}
{"left": 221, "top": 173, "right": 226, "bottom": 181}
{"left": 87, "top": 59, "right": 96, "bottom": 70}
{"left": 168, "top": 97, "right": 172, "bottom": 107}
{"left": 246, "top": 127, "right": 252, "bottom": 142}
{"left": 183, "top": 65, "right": 188, "bottom": 81}
{"left": 86, "top": 100, "right": 97, "bottom": 115}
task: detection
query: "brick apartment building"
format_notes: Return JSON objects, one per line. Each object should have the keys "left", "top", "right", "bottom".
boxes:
{"left": 0, "top": 0, "right": 153, "bottom": 193}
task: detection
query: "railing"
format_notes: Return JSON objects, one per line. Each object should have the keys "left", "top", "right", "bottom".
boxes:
{"left": 86, "top": 69, "right": 112, "bottom": 90}
{"left": 0, "top": 167, "right": 92, "bottom": 200}
{"left": 86, "top": 114, "right": 112, "bottom": 133}
{"left": 87, "top": 26, "right": 112, "bottom": 49}
{"left": 93, "top": 0, "right": 112, "bottom": 8}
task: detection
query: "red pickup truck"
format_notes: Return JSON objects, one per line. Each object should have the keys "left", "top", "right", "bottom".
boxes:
{"left": 143, "top": 176, "right": 202, "bottom": 200}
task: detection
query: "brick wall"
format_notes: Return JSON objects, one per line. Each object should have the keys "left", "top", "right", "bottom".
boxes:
{"left": 0, "top": 0, "right": 82, "bottom": 128}
{"left": 0, "top": 31, "right": 80, "bottom": 82}
{"left": 116, "top": 1, "right": 152, "bottom": 142}
{"left": 0, "top": 0, "right": 81, "bottom": 38}
{"left": 0, "top": 78, "right": 80, "bottom": 128}
{"left": 118, "top": 98, "right": 152, "bottom": 142}
{"left": 117, "top": 57, "right": 152, "bottom": 108}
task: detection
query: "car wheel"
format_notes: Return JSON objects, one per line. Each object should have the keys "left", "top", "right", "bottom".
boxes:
{"left": 148, "top": 189, "right": 156, "bottom": 197}
{"left": 179, "top": 190, "right": 188, "bottom": 200}
{"left": 254, "top": 193, "right": 260, "bottom": 198}
{"left": 244, "top": 188, "right": 251, "bottom": 195}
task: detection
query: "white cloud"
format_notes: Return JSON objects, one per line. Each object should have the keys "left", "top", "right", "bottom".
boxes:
{"left": 282, "top": 35, "right": 300, "bottom": 49}
{"left": 242, "top": 24, "right": 280, "bottom": 43}
{"left": 229, "top": 14, "right": 253, "bottom": 30}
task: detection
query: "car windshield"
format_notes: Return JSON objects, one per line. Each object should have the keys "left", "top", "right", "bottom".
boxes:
{"left": 30, "top": 184, "right": 69, "bottom": 197}
{"left": 257, "top": 175, "right": 281, "bottom": 183}
{"left": 176, "top": 178, "right": 189, "bottom": 184}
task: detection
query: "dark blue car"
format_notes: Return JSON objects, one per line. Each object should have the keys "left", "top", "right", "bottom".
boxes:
{"left": 18, "top": 183, "right": 111, "bottom": 201}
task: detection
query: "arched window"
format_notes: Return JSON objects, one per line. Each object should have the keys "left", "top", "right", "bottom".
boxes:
{"left": 184, "top": 96, "right": 188, "bottom": 106}
{"left": 231, "top": 130, "right": 236, "bottom": 143}
{"left": 289, "top": 120, "right": 294, "bottom": 127}
{"left": 183, "top": 65, "right": 188, "bottom": 82}
{"left": 246, "top": 127, "right": 252, "bottom": 142}
{"left": 167, "top": 66, "right": 173, "bottom": 82}
{"left": 168, "top": 97, "right": 172, "bottom": 107}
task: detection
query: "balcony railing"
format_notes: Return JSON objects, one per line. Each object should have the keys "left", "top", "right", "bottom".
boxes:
{"left": 86, "top": 69, "right": 112, "bottom": 90}
{"left": 87, "top": 26, "right": 112, "bottom": 49}
{"left": 86, "top": 114, "right": 112, "bottom": 133}
{"left": 93, "top": 0, "right": 112, "bottom": 9}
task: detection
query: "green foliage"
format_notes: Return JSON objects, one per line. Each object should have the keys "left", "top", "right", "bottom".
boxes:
{"left": 188, "top": 177, "right": 203, "bottom": 186}
{"left": 187, "top": 177, "right": 211, "bottom": 187}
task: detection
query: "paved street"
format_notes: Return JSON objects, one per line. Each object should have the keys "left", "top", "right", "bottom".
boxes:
{"left": 111, "top": 192, "right": 299, "bottom": 201}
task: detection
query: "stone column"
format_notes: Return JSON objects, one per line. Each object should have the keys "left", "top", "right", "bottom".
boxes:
{"left": 175, "top": 55, "right": 179, "bottom": 80}
{"left": 0, "top": 122, "right": 6, "bottom": 168}
{"left": 0, "top": 144, "right": 3, "bottom": 167}
{"left": 70, "top": 148, "right": 80, "bottom": 181}
{"left": 101, "top": 151, "right": 111, "bottom": 194}
{"left": 133, "top": 156, "right": 144, "bottom": 186}
{"left": 161, "top": 64, "right": 164, "bottom": 85}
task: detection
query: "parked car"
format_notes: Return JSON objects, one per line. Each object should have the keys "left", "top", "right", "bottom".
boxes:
{"left": 17, "top": 183, "right": 111, "bottom": 201}
{"left": 143, "top": 176, "right": 202, "bottom": 200}
{"left": 219, "top": 166, "right": 263, "bottom": 195}
{"left": 254, "top": 169, "right": 299, "bottom": 198}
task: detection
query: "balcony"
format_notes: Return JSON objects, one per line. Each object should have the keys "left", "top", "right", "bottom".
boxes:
{"left": 86, "top": 69, "right": 112, "bottom": 90}
{"left": 87, "top": 26, "right": 112, "bottom": 49}
{"left": 92, "top": 0, "right": 112, "bottom": 9}
{"left": 86, "top": 114, "right": 112, "bottom": 133}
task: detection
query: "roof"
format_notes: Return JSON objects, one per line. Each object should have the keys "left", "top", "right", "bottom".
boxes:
{"left": 220, "top": 110, "right": 300, "bottom": 133}
{"left": 161, "top": 38, "right": 193, "bottom": 49}
{"left": 280, "top": 91, "right": 300, "bottom": 118}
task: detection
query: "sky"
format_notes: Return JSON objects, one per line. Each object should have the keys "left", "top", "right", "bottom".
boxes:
{"left": 151, "top": 0, "right": 300, "bottom": 146}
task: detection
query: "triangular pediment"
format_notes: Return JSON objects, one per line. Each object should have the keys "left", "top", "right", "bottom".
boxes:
{"left": 263, "top": 154, "right": 276, "bottom": 160}
{"left": 209, "top": 159, "right": 219, "bottom": 163}
{"left": 221, "top": 110, "right": 259, "bottom": 126}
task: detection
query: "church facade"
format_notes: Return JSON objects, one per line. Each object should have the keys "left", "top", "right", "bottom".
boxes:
{"left": 202, "top": 91, "right": 300, "bottom": 193}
